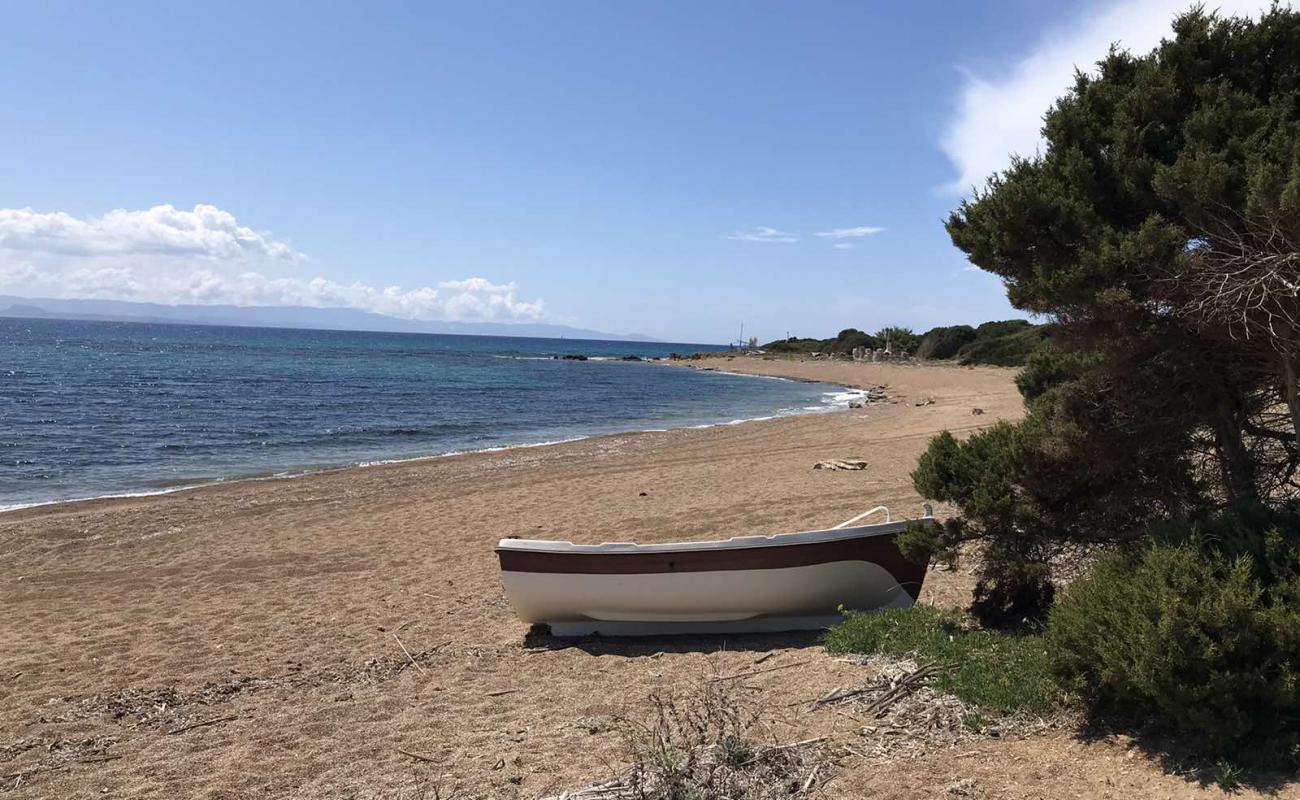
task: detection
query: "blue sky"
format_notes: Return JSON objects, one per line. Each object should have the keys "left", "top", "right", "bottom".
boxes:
{"left": 0, "top": 0, "right": 1282, "bottom": 343}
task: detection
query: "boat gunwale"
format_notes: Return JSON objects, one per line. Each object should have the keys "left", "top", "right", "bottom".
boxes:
{"left": 495, "top": 517, "right": 933, "bottom": 556}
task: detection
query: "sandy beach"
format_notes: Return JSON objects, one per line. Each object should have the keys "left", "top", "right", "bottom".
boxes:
{"left": 2, "top": 358, "right": 1284, "bottom": 799}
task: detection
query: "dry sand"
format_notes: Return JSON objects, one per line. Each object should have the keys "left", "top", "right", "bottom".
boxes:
{"left": 1, "top": 357, "right": 1291, "bottom": 798}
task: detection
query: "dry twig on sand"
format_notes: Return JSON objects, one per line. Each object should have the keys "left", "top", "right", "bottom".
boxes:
{"left": 710, "top": 658, "right": 812, "bottom": 682}
{"left": 813, "top": 661, "right": 945, "bottom": 716}
{"left": 395, "top": 747, "right": 439, "bottom": 763}
{"left": 545, "top": 679, "right": 836, "bottom": 800}
{"left": 392, "top": 633, "right": 427, "bottom": 675}
{"left": 166, "top": 715, "right": 238, "bottom": 735}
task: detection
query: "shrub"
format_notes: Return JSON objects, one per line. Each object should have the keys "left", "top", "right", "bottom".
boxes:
{"left": 1047, "top": 514, "right": 1300, "bottom": 765}
{"left": 824, "top": 605, "right": 1060, "bottom": 715}
{"left": 1013, "top": 348, "right": 1099, "bottom": 402}
{"left": 917, "top": 325, "right": 977, "bottom": 360}
{"left": 956, "top": 320, "right": 1051, "bottom": 366}
{"left": 760, "top": 336, "right": 827, "bottom": 354}
{"left": 874, "top": 326, "right": 920, "bottom": 354}
{"left": 829, "top": 328, "right": 882, "bottom": 354}
{"left": 610, "top": 680, "right": 830, "bottom": 799}
{"left": 911, "top": 422, "right": 1059, "bottom": 628}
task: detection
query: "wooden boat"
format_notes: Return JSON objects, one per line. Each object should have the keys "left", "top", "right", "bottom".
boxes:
{"left": 495, "top": 505, "right": 933, "bottom": 636}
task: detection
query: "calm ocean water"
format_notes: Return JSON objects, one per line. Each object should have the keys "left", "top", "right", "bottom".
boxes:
{"left": 0, "top": 317, "right": 854, "bottom": 509}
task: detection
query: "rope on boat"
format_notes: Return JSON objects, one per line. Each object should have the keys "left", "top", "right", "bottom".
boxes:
{"left": 832, "top": 503, "right": 935, "bottom": 530}
{"left": 833, "top": 505, "right": 891, "bottom": 529}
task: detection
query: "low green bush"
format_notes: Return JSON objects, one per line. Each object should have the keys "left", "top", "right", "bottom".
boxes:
{"left": 910, "top": 422, "right": 1060, "bottom": 629}
{"left": 956, "top": 320, "right": 1051, "bottom": 367}
{"left": 1047, "top": 512, "right": 1300, "bottom": 765}
{"left": 761, "top": 336, "right": 827, "bottom": 354}
{"left": 917, "top": 325, "right": 976, "bottom": 360}
{"left": 824, "top": 605, "right": 1059, "bottom": 715}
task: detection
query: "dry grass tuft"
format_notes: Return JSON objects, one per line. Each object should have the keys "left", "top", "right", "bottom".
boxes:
{"left": 547, "top": 679, "right": 833, "bottom": 800}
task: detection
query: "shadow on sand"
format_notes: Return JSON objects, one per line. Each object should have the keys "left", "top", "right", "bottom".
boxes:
{"left": 521, "top": 624, "right": 826, "bottom": 657}
{"left": 1071, "top": 722, "right": 1297, "bottom": 795}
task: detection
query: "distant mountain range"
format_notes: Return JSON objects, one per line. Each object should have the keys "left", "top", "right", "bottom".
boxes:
{"left": 0, "top": 295, "right": 659, "bottom": 342}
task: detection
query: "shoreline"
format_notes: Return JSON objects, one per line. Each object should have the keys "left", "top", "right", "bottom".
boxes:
{"left": 0, "top": 365, "right": 863, "bottom": 516}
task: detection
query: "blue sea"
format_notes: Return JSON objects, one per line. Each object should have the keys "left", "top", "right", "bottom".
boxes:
{"left": 0, "top": 317, "right": 855, "bottom": 510}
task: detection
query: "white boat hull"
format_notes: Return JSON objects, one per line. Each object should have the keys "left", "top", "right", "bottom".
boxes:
{"left": 496, "top": 516, "right": 932, "bottom": 636}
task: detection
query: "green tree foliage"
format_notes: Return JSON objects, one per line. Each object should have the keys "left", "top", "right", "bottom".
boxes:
{"left": 916, "top": 8, "right": 1300, "bottom": 615}
{"left": 915, "top": 320, "right": 1052, "bottom": 365}
{"left": 760, "top": 336, "right": 827, "bottom": 354}
{"left": 1047, "top": 507, "right": 1300, "bottom": 764}
{"left": 894, "top": 8, "right": 1300, "bottom": 761}
{"left": 911, "top": 423, "right": 1059, "bottom": 626}
{"left": 874, "top": 326, "right": 919, "bottom": 354}
{"left": 830, "top": 328, "right": 883, "bottom": 354}
{"left": 761, "top": 328, "right": 888, "bottom": 355}
{"left": 945, "top": 7, "right": 1300, "bottom": 509}
{"left": 955, "top": 320, "right": 1052, "bottom": 366}
{"left": 916, "top": 325, "right": 976, "bottom": 360}
{"left": 907, "top": 6, "right": 1300, "bottom": 638}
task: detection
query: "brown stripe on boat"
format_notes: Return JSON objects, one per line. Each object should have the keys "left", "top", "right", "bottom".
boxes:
{"left": 496, "top": 529, "right": 929, "bottom": 600}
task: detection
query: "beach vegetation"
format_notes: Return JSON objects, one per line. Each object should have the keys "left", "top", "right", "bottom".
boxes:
{"left": 759, "top": 336, "right": 828, "bottom": 354}
{"left": 597, "top": 680, "right": 833, "bottom": 799}
{"left": 912, "top": 319, "right": 1051, "bottom": 365}
{"left": 828, "top": 327, "right": 882, "bottom": 354}
{"left": 899, "top": 5, "right": 1300, "bottom": 768}
{"left": 1046, "top": 508, "right": 1300, "bottom": 766}
{"left": 874, "top": 325, "right": 920, "bottom": 354}
{"left": 922, "top": 3, "right": 1300, "bottom": 615}
{"left": 955, "top": 320, "right": 1052, "bottom": 366}
{"left": 762, "top": 320, "right": 1045, "bottom": 362}
{"left": 914, "top": 324, "right": 975, "bottom": 360}
{"left": 824, "top": 605, "right": 1059, "bottom": 716}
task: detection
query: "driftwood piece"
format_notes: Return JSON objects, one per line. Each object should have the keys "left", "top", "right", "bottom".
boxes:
{"left": 812, "top": 459, "right": 868, "bottom": 471}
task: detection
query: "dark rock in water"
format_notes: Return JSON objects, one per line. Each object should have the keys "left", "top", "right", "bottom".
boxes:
{"left": 668, "top": 352, "right": 683, "bottom": 360}
{"left": 621, "top": 355, "right": 643, "bottom": 362}
{"left": 561, "top": 354, "right": 588, "bottom": 361}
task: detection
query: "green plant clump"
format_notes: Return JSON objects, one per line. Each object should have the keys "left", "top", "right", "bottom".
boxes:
{"left": 760, "top": 336, "right": 827, "bottom": 354}
{"left": 916, "top": 324, "right": 977, "bottom": 360}
{"left": 1047, "top": 512, "right": 1300, "bottom": 766}
{"left": 824, "top": 605, "right": 1059, "bottom": 716}
{"left": 955, "top": 320, "right": 1051, "bottom": 366}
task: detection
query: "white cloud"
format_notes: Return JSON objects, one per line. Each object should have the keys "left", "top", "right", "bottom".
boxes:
{"left": 0, "top": 204, "right": 545, "bottom": 322}
{"left": 0, "top": 204, "right": 304, "bottom": 261}
{"left": 941, "top": 0, "right": 1282, "bottom": 194}
{"left": 814, "top": 226, "right": 884, "bottom": 239}
{"left": 727, "top": 226, "right": 799, "bottom": 243}
{"left": 831, "top": 243, "right": 856, "bottom": 250}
